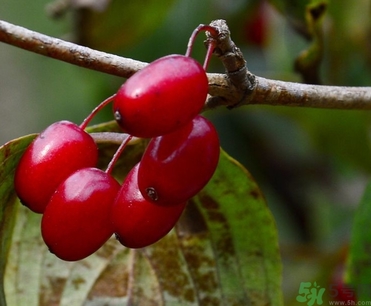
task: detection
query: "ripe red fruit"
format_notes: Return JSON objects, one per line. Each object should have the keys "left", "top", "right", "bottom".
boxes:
{"left": 41, "top": 167, "right": 120, "bottom": 261}
{"left": 137, "top": 115, "right": 220, "bottom": 205}
{"left": 14, "top": 121, "right": 98, "bottom": 213}
{"left": 111, "top": 163, "right": 186, "bottom": 248}
{"left": 113, "top": 54, "right": 208, "bottom": 138}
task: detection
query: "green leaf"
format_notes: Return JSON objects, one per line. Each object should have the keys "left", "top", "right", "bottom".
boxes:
{"left": 1, "top": 123, "right": 282, "bottom": 305}
{"left": 0, "top": 134, "right": 36, "bottom": 306}
{"left": 346, "top": 181, "right": 371, "bottom": 300}
{"left": 192, "top": 150, "right": 283, "bottom": 304}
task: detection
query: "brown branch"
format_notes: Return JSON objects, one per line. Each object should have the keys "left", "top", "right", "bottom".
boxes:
{"left": 1, "top": 19, "right": 371, "bottom": 110}
{"left": 204, "top": 20, "right": 371, "bottom": 110}
{"left": 0, "top": 19, "right": 146, "bottom": 78}
{"left": 207, "top": 74, "right": 371, "bottom": 110}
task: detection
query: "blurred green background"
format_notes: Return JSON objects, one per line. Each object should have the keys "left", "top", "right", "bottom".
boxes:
{"left": 1, "top": 0, "right": 371, "bottom": 303}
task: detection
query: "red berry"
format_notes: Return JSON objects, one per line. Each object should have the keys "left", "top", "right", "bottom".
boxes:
{"left": 243, "top": 2, "right": 268, "bottom": 47}
{"left": 14, "top": 121, "right": 98, "bottom": 213}
{"left": 112, "top": 163, "right": 186, "bottom": 248}
{"left": 137, "top": 115, "right": 219, "bottom": 205}
{"left": 330, "top": 264, "right": 357, "bottom": 302}
{"left": 113, "top": 54, "right": 208, "bottom": 138}
{"left": 41, "top": 167, "right": 120, "bottom": 261}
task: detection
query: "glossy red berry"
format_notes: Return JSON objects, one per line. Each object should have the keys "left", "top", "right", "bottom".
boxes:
{"left": 112, "top": 163, "right": 186, "bottom": 248}
{"left": 14, "top": 121, "right": 98, "bottom": 213}
{"left": 137, "top": 115, "right": 219, "bottom": 205}
{"left": 41, "top": 167, "right": 120, "bottom": 261}
{"left": 113, "top": 54, "right": 208, "bottom": 138}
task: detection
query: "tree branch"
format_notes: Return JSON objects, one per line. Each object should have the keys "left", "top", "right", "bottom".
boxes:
{"left": 1, "top": 19, "right": 371, "bottom": 110}
{"left": 0, "top": 19, "right": 146, "bottom": 78}
{"left": 207, "top": 73, "right": 371, "bottom": 110}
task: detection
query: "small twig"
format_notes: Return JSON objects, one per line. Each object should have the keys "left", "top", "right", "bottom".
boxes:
{"left": 1, "top": 19, "right": 371, "bottom": 110}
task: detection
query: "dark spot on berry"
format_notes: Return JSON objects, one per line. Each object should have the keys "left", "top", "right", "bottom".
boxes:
{"left": 146, "top": 187, "right": 158, "bottom": 201}
{"left": 114, "top": 110, "right": 122, "bottom": 122}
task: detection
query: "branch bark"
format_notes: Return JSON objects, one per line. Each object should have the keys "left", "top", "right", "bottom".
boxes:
{"left": 0, "top": 19, "right": 146, "bottom": 78}
{"left": 207, "top": 73, "right": 371, "bottom": 110}
{"left": 1, "top": 19, "right": 371, "bottom": 110}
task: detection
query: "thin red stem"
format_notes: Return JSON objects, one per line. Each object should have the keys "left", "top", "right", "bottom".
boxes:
{"left": 185, "top": 24, "right": 219, "bottom": 58}
{"left": 105, "top": 135, "right": 133, "bottom": 175}
{"left": 79, "top": 94, "right": 116, "bottom": 130}
{"left": 203, "top": 39, "right": 216, "bottom": 71}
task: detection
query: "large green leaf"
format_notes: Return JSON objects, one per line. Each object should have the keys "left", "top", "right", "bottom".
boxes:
{"left": 193, "top": 152, "right": 283, "bottom": 304}
{"left": 0, "top": 134, "right": 36, "bottom": 306}
{"left": 1, "top": 122, "right": 282, "bottom": 305}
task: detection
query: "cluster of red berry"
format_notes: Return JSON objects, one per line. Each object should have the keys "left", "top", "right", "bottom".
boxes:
{"left": 13, "top": 25, "right": 221, "bottom": 261}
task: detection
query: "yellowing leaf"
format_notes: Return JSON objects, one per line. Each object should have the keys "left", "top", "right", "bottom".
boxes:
{"left": 192, "top": 151, "right": 283, "bottom": 304}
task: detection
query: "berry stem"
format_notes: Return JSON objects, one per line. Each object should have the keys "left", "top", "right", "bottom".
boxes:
{"left": 105, "top": 134, "right": 133, "bottom": 175}
{"left": 185, "top": 24, "right": 219, "bottom": 59}
{"left": 203, "top": 39, "right": 216, "bottom": 71}
{"left": 90, "top": 132, "right": 139, "bottom": 145}
{"left": 79, "top": 94, "right": 116, "bottom": 130}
